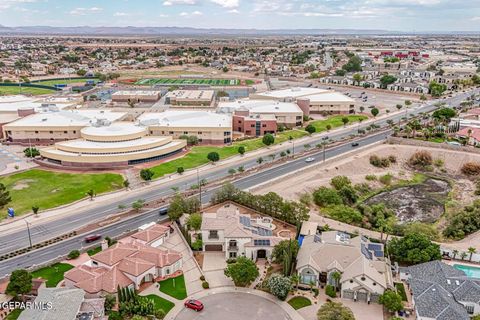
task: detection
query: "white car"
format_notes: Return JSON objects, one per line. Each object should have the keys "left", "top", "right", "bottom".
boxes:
{"left": 305, "top": 157, "right": 315, "bottom": 163}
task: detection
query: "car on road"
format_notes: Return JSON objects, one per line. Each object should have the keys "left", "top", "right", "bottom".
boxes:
{"left": 84, "top": 234, "right": 101, "bottom": 243}
{"left": 185, "top": 299, "right": 204, "bottom": 312}
{"left": 159, "top": 207, "right": 168, "bottom": 216}
{"left": 305, "top": 157, "right": 315, "bottom": 163}
{"left": 351, "top": 142, "right": 359, "bottom": 147}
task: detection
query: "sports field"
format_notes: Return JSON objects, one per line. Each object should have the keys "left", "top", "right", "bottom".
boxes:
{"left": 135, "top": 78, "right": 240, "bottom": 86}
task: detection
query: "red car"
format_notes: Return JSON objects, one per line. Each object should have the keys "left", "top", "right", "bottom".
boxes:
{"left": 84, "top": 234, "right": 101, "bottom": 243}
{"left": 184, "top": 299, "right": 204, "bottom": 312}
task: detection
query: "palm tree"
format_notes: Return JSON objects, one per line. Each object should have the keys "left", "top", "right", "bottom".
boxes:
{"left": 461, "top": 252, "right": 468, "bottom": 261}
{"left": 331, "top": 271, "right": 341, "bottom": 292}
{"left": 468, "top": 247, "right": 477, "bottom": 261}
{"left": 86, "top": 189, "right": 95, "bottom": 201}
{"left": 452, "top": 249, "right": 458, "bottom": 260}
{"left": 291, "top": 274, "right": 299, "bottom": 290}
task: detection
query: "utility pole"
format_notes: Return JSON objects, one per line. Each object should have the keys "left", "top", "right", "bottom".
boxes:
{"left": 24, "top": 220, "right": 32, "bottom": 248}
{"left": 197, "top": 168, "right": 202, "bottom": 203}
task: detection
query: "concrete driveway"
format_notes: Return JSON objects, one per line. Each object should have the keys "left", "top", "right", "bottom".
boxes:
{"left": 174, "top": 292, "right": 291, "bottom": 320}
{"left": 159, "top": 229, "right": 203, "bottom": 295}
{"left": 202, "top": 252, "right": 233, "bottom": 288}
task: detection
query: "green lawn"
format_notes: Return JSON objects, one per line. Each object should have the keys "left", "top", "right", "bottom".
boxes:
{"left": 5, "top": 309, "right": 23, "bottom": 320}
{"left": 31, "top": 263, "right": 74, "bottom": 287}
{"left": 308, "top": 115, "right": 368, "bottom": 132}
{"left": 87, "top": 246, "right": 102, "bottom": 256}
{"left": 144, "top": 294, "right": 175, "bottom": 314}
{"left": 159, "top": 275, "right": 187, "bottom": 300}
{"left": 0, "top": 169, "right": 124, "bottom": 219}
{"left": 33, "top": 78, "right": 100, "bottom": 86}
{"left": 0, "top": 86, "right": 56, "bottom": 96}
{"left": 395, "top": 282, "right": 408, "bottom": 301}
{"left": 287, "top": 296, "right": 312, "bottom": 310}
{"left": 150, "top": 129, "right": 308, "bottom": 179}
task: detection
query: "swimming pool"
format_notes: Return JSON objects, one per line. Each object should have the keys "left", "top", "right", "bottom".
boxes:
{"left": 454, "top": 264, "right": 480, "bottom": 278}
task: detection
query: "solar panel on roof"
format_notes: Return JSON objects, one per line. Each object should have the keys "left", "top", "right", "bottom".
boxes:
{"left": 361, "top": 243, "right": 373, "bottom": 260}
{"left": 367, "top": 243, "right": 382, "bottom": 251}
{"left": 239, "top": 216, "right": 251, "bottom": 227}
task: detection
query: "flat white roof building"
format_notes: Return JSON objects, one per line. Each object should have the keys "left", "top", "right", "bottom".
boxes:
{"left": 165, "top": 90, "right": 215, "bottom": 106}
{"left": 251, "top": 87, "right": 329, "bottom": 100}
{"left": 218, "top": 99, "right": 302, "bottom": 114}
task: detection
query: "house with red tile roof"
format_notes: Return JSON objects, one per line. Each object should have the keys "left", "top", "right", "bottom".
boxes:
{"left": 64, "top": 224, "right": 181, "bottom": 297}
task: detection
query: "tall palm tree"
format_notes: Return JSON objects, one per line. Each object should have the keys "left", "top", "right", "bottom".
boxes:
{"left": 452, "top": 249, "right": 458, "bottom": 260}
{"left": 468, "top": 247, "right": 477, "bottom": 262}
{"left": 331, "top": 271, "right": 341, "bottom": 292}
{"left": 461, "top": 252, "right": 468, "bottom": 261}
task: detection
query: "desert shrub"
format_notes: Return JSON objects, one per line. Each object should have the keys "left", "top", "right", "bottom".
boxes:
{"left": 379, "top": 173, "right": 393, "bottom": 185}
{"left": 354, "top": 183, "right": 372, "bottom": 196}
{"left": 388, "top": 155, "right": 397, "bottom": 163}
{"left": 325, "top": 285, "right": 336, "bottom": 298}
{"left": 443, "top": 200, "right": 480, "bottom": 239}
{"left": 200, "top": 275, "right": 205, "bottom": 281}
{"left": 369, "top": 155, "right": 391, "bottom": 168}
{"left": 202, "top": 281, "right": 209, "bottom": 289}
{"left": 461, "top": 162, "right": 480, "bottom": 176}
{"left": 434, "top": 158, "right": 444, "bottom": 168}
{"left": 68, "top": 250, "right": 80, "bottom": 260}
{"left": 299, "top": 193, "right": 313, "bottom": 206}
{"left": 408, "top": 150, "right": 433, "bottom": 168}
{"left": 313, "top": 187, "right": 343, "bottom": 207}
{"left": 365, "top": 174, "right": 377, "bottom": 181}
{"left": 313, "top": 288, "right": 319, "bottom": 297}
{"left": 330, "top": 176, "right": 351, "bottom": 190}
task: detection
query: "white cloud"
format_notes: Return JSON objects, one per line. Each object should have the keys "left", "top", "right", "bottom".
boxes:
{"left": 210, "top": 0, "right": 239, "bottom": 9}
{"left": 472, "top": 16, "right": 480, "bottom": 21}
{"left": 70, "top": 7, "right": 103, "bottom": 16}
{"left": 0, "top": 0, "right": 37, "bottom": 11}
{"left": 179, "top": 10, "right": 202, "bottom": 17}
{"left": 227, "top": 9, "right": 240, "bottom": 14}
{"left": 163, "top": 0, "right": 196, "bottom": 6}
{"left": 113, "top": 12, "right": 130, "bottom": 17}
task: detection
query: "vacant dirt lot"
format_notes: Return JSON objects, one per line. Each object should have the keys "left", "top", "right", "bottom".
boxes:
{"left": 252, "top": 143, "right": 478, "bottom": 207}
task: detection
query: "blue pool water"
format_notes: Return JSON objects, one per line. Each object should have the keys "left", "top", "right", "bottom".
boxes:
{"left": 298, "top": 235, "right": 305, "bottom": 246}
{"left": 454, "top": 264, "right": 480, "bottom": 278}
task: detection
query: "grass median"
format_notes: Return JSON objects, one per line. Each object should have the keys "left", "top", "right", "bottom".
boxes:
{"left": 307, "top": 115, "right": 368, "bottom": 132}
{"left": 0, "top": 169, "right": 124, "bottom": 219}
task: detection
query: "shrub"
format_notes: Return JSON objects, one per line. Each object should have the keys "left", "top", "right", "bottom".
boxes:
{"left": 379, "top": 173, "right": 393, "bottom": 185}
{"left": 226, "top": 258, "right": 237, "bottom": 264}
{"left": 409, "top": 150, "right": 433, "bottom": 168}
{"left": 177, "top": 167, "right": 185, "bottom": 174}
{"left": 313, "top": 187, "right": 342, "bottom": 207}
{"left": 365, "top": 174, "right": 377, "bottom": 181}
{"left": 325, "top": 285, "right": 336, "bottom": 298}
{"left": 200, "top": 275, "right": 205, "bottom": 281}
{"left": 330, "top": 176, "right": 352, "bottom": 190}
{"left": 369, "top": 155, "right": 390, "bottom": 168}
{"left": 67, "top": 250, "right": 80, "bottom": 260}
{"left": 388, "top": 155, "right": 397, "bottom": 163}
{"left": 266, "top": 274, "right": 292, "bottom": 300}
{"left": 313, "top": 288, "right": 319, "bottom": 297}
{"left": 202, "top": 281, "right": 209, "bottom": 289}
{"left": 461, "top": 162, "right": 480, "bottom": 176}
{"left": 434, "top": 158, "right": 444, "bottom": 168}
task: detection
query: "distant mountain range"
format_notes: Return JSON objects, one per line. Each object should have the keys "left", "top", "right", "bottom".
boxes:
{"left": 0, "top": 25, "right": 478, "bottom": 36}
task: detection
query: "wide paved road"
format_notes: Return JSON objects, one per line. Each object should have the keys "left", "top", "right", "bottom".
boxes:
{"left": 0, "top": 89, "right": 477, "bottom": 277}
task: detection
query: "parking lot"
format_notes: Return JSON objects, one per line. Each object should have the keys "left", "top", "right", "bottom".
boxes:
{"left": 315, "top": 84, "right": 421, "bottom": 114}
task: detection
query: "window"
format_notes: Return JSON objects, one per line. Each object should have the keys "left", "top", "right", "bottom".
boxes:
{"left": 198, "top": 132, "right": 202, "bottom": 135}
{"left": 49, "top": 131, "right": 53, "bottom": 134}
{"left": 63, "top": 131, "right": 67, "bottom": 134}
{"left": 466, "top": 305, "right": 474, "bottom": 314}
{"left": 73, "top": 130, "right": 76, "bottom": 134}
{"left": 262, "top": 124, "right": 266, "bottom": 127}
{"left": 209, "top": 230, "right": 218, "bottom": 239}
{"left": 229, "top": 252, "right": 237, "bottom": 258}
{"left": 35, "top": 131, "right": 39, "bottom": 134}
{"left": 251, "top": 124, "right": 255, "bottom": 128}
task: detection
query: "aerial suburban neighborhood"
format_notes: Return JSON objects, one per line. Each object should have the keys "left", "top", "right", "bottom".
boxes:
{"left": 1, "top": 1, "right": 480, "bottom": 320}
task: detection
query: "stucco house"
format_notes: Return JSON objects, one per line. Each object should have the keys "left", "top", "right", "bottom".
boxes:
{"left": 64, "top": 223, "right": 182, "bottom": 297}
{"left": 200, "top": 201, "right": 296, "bottom": 260}
{"left": 296, "top": 231, "right": 394, "bottom": 303}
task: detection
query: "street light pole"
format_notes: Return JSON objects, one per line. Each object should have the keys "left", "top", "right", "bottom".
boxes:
{"left": 197, "top": 168, "right": 202, "bottom": 203}
{"left": 24, "top": 220, "right": 32, "bottom": 248}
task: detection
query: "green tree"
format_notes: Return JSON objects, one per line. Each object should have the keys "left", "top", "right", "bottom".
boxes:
{"left": 224, "top": 256, "right": 259, "bottom": 287}
{"left": 6, "top": 269, "right": 32, "bottom": 301}
{"left": 140, "top": 169, "right": 154, "bottom": 181}
{"left": 342, "top": 55, "right": 362, "bottom": 72}
{"left": 331, "top": 271, "right": 341, "bottom": 291}
{"left": 266, "top": 274, "right": 292, "bottom": 300}
{"left": 177, "top": 167, "right": 185, "bottom": 174}
{"left": 186, "top": 213, "right": 202, "bottom": 232}
{"left": 132, "top": 199, "right": 145, "bottom": 212}
{"left": 379, "top": 74, "right": 397, "bottom": 89}
{"left": 68, "top": 250, "right": 80, "bottom": 259}
{"left": 32, "top": 205, "right": 39, "bottom": 215}
{"left": 388, "top": 233, "right": 441, "bottom": 265}
{"left": 23, "top": 147, "right": 40, "bottom": 158}
{"left": 238, "top": 146, "right": 246, "bottom": 156}
{"left": 371, "top": 107, "right": 379, "bottom": 118}
{"left": 86, "top": 189, "right": 96, "bottom": 200}
{"left": 330, "top": 176, "right": 351, "bottom": 190}
{"left": 272, "top": 239, "right": 300, "bottom": 264}
{"left": 313, "top": 187, "right": 343, "bottom": 207}
{"left": 326, "top": 124, "right": 332, "bottom": 131}
{"left": 429, "top": 81, "right": 447, "bottom": 97}
{"left": 341, "top": 117, "right": 350, "bottom": 126}
{"left": 379, "top": 290, "right": 403, "bottom": 313}
{"left": 305, "top": 124, "right": 316, "bottom": 134}
{"left": 168, "top": 193, "right": 185, "bottom": 221}
{"left": 432, "top": 107, "right": 456, "bottom": 121}
{"left": 262, "top": 133, "right": 275, "bottom": 146}
{"left": 317, "top": 301, "right": 355, "bottom": 320}
{"left": 468, "top": 247, "right": 477, "bottom": 261}
{"left": 353, "top": 73, "right": 362, "bottom": 85}
{"left": 207, "top": 151, "right": 220, "bottom": 163}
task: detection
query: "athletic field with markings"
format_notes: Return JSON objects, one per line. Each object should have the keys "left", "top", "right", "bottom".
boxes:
{"left": 135, "top": 78, "right": 240, "bottom": 86}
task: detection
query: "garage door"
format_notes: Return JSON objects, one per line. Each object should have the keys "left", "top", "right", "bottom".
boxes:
{"left": 205, "top": 245, "right": 223, "bottom": 251}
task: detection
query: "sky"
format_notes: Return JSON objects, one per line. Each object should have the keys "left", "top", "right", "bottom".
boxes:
{"left": 0, "top": 0, "right": 479, "bottom": 31}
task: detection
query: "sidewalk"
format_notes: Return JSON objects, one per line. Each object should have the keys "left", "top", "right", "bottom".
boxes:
{"left": 0, "top": 111, "right": 397, "bottom": 235}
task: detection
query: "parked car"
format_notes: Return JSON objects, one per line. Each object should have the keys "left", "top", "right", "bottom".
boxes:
{"left": 84, "top": 234, "right": 101, "bottom": 243}
{"left": 185, "top": 299, "right": 204, "bottom": 312}
{"left": 305, "top": 157, "right": 315, "bottom": 163}
{"left": 351, "top": 142, "right": 359, "bottom": 147}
